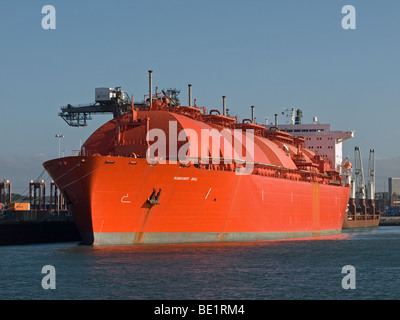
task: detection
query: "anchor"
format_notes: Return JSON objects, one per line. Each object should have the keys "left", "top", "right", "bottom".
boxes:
{"left": 147, "top": 188, "right": 161, "bottom": 205}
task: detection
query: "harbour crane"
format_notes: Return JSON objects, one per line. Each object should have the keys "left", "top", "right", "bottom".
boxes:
{"left": 354, "top": 146, "right": 367, "bottom": 214}
{"left": 367, "top": 149, "right": 375, "bottom": 214}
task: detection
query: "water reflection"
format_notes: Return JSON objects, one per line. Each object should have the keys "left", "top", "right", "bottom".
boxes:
{"left": 2, "top": 227, "right": 399, "bottom": 299}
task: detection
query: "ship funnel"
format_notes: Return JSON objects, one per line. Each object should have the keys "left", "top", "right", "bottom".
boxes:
{"left": 251, "top": 106, "right": 255, "bottom": 123}
{"left": 274, "top": 114, "right": 278, "bottom": 127}
{"left": 222, "top": 96, "right": 226, "bottom": 116}
{"left": 188, "top": 84, "right": 192, "bottom": 106}
{"left": 295, "top": 109, "right": 303, "bottom": 124}
{"left": 148, "top": 70, "right": 153, "bottom": 109}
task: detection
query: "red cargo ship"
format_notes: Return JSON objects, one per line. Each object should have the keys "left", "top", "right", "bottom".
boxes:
{"left": 43, "top": 74, "right": 350, "bottom": 245}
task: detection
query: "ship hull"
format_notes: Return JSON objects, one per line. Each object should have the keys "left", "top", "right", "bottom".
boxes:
{"left": 342, "top": 213, "right": 380, "bottom": 229}
{"left": 44, "top": 156, "right": 350, "bottom": 245}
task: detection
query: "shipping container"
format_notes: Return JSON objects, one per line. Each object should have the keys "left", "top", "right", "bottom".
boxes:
{"left": 8, "top": 203, "right": 30, "bottom": 211}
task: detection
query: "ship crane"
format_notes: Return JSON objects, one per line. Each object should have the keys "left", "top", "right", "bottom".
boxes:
{"left": 58, "top": 85, "right": 181, "bottom": 127}
{"left": 58, "top": 87, "right": 134, "bottom": 127}
{"left": 354, "top": 146, "right": 367, "bottom": 214}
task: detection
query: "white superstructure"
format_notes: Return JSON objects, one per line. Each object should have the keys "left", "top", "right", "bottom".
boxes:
{"left": 265, "top": 108, "right": 354, "bottom": 173}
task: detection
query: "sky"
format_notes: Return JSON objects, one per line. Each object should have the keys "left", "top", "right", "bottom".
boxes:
{"left": 0, "top": 0, "right": 399, "bottom": 193}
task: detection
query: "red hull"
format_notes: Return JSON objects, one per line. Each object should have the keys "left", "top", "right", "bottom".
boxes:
{"left": 44, "top": 156, "right": 350, "bottom": 245}
{"left": 44, "top": 94, "right": 352, "bottom": 245}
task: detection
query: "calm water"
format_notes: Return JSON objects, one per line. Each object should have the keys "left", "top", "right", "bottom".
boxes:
{"left": 1, "top": 227, "right": 400, "bottom": 300}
